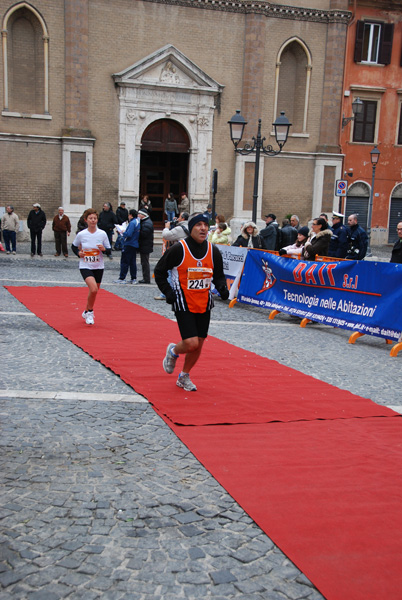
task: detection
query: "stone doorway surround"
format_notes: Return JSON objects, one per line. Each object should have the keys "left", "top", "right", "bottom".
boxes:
{"left": 112, "top": 45, "right": 224, "bottom": 212}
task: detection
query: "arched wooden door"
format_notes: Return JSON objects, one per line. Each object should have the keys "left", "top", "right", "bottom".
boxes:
{"left": 140, "top": 119, "right": 190, "bottom": 228}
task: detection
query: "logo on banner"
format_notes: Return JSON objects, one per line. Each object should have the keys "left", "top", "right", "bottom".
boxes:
{"left": 256, "top": 259, "right": 277, "bottom": 294}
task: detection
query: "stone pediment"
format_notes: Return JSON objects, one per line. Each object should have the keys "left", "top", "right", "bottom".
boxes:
{"left": 113, "top": 44, "right": 224, "bottom": 95}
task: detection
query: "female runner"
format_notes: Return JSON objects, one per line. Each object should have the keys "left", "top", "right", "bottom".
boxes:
{"left": 72, "top": 208, "right": 111, "bottom": 325}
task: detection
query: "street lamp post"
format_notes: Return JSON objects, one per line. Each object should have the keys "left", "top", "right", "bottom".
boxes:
{"left": 366, "top": 144, "right": 381, "bottom": 257}
{"left": 228, "top": 110, "right": 291, "bottom": 224}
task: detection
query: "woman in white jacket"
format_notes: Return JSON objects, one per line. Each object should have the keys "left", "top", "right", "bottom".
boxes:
{"left": 278, "top": 226, "right": 309, "bottom": 256}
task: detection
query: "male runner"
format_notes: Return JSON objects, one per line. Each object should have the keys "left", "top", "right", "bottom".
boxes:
{"left": 154, "top": 212, "right": 229, "bottom": 391}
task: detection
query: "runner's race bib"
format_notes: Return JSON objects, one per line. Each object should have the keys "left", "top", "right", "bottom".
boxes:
{"left": 83, "top": 249, "right": 100, "bottom": 263}
{"left": 187, "top": 267, "right": 213, "bottom": 290}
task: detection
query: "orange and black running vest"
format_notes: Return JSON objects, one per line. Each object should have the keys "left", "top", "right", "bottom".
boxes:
{"left": 171, "top": 240, "right": 214, "bottom": 313}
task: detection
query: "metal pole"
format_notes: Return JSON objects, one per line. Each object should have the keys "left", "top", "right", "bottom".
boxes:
{"left": 366, "top": 162, "right": 376, "bottom": 258}
{"left": 252, "top": 120, "right": 262, "bottom": 224}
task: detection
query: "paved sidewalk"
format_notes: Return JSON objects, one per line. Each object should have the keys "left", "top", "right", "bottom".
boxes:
{"left": 0, "top": 248, "right": 400, "bottom": 600}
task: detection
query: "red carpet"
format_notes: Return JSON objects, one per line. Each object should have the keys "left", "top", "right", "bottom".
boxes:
{"left": 6, "top": 285, "right": 402, "bottom": 600}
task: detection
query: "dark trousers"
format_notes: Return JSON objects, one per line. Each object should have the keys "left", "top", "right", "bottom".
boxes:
{"left": 54, "top": 231, "right": 68, "bottom": 255}
{"left": 140, "top": 253, "right": 150, "bottom": 283}
{"left": 30, "top": 230, "right": 43, "bottom": 255}
{"left": 3, "top": 230, "right": 16, "bottom": 252}
{"left": 119, "top": 246, "right": 137, "bottom": 281}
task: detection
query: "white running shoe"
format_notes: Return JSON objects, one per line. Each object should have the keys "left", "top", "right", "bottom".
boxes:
{"left": 163, "top": 343, "right": 178, "bottom": 374}
{"left": 130, "top": 279, "right": 137, "bottom": 284}
{"left": 85, "top": 312, "right": 95, "bottom": 325}
{"left": 176, "top": 373, "right": 197, "bottom": 392}
{"left": 114, "top": 279, "right": 126, "bottom": 284}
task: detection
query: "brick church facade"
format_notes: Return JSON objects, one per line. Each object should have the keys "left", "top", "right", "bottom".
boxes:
{"left": 0, "top": 0, "right": 351, "bottom": 237}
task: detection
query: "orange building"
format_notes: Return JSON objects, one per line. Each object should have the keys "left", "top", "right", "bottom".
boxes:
{"left": 341, "top": 0, "right": 402, "bottom": 245}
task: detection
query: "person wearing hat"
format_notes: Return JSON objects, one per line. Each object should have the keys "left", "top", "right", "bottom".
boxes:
{"left": 116, "top": 201, "right": 129, "bottom": 225}
{"left": 278, "top": 226, "right": 310, "bottom": 256}
{"left": 138, "top": 209, "right": 154, "bottom": 283}
{"left": 328, "top": 211, "right": 348, "bottom": 258}
{"left": 27, "top": 203, "right": 47, "bottom": 257}
{"left": 260, "top": 213, "right": 279, "bottom": 251}
{"left": 154, "top": 212, "right": 229, "bottom": 392}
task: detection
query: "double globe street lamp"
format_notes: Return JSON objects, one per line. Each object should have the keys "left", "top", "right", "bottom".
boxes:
{"left": 228, "top": 110, "right": 292, "bottom": 224}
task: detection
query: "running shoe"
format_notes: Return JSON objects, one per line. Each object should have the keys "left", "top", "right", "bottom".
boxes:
{"left": 129, "top": 279, "right": 137, "bottom": 284}
{"left": 85, "top": 312, "right": 95, "bottom": 325}
{"left": 114, "top": 279, "right": 126, "bottom": 284}
{"left": 176, "top": 373, "right": 197, "bottom": 392}
{"left": 163, "top": 343, "right": 178, "bottom": 374}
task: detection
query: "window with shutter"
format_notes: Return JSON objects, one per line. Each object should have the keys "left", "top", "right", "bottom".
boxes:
{"left": 354, "top": 21, "right": 394, "bottom": 65}
{"left": 398, "top": 105, "right": 402, "bottom": 146}
{"left": 353, "top": 100, "right": 377, "bottom": 143}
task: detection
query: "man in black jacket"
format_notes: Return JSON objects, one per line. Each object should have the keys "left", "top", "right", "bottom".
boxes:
{"left": 328, "top": 211, "right": 348, "bottom": 258}
{"left": 116, "top": 202, "right": 129, "bottom": 225}
{"left": 154, "top": 212, "right": 229, "bottom": 392}
{"left": 346, "top": 214, "right": 368, "bottom": 260}
{"left": 260, "top": 213, "right": 279, "bottom": 250}
{"left": 27, "top": 203, "right": 46, "bottom": 256}
{"left": 390, "top": 222, "right": 402, "bottom": 264}
{"left": 98, "top": 203, "right": 118, "bottom": 251}
{"left": 138, "top": 209, "right": 154, "bottom": 283}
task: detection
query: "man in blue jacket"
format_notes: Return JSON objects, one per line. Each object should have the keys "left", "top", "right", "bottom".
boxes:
{"left": 328, "top": 211, "right": 348, "bottom": 258}
{"left": 114, "top": 209, "right": 140, "bottom": 284}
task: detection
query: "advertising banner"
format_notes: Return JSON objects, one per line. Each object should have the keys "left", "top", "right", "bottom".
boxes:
{"left": 216, "top": 245, "right": 248, "bottom": 299}
{"left": 237, "top": 250, "right": 402, "bottom": 341}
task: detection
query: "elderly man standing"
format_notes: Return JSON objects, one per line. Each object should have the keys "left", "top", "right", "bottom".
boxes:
{"left": 27, "top": 203, "right": 46, "bottom": 257}
{"left": 52, "top": 207, "right": 71, "bottom": 257}
{"left": 1, "top": 205, "right": 19, "bottom": 254}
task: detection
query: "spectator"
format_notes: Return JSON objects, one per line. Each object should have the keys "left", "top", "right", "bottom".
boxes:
{"left": 116, "top": 201, "right": 129, "bottom": 225}
{"left": 76, "top": 212, "right": 87, "bottom": 233}
{"left": 232, "top": 221, "right": 266, "bottom": 249}
{"left": 138, "top": 209, "right": 154, "bottom": 283}
{"left": 346, "top": 214, "right": 368, "bottom": 260}
{"left": 179, "top": 192, "right": 189, "bottom": 213}
{"left": 139, "top": 195, "right": 152, "bottom": 215}
{"left": 290, "top": 214, "right": 300, "bottom": 230}
{"left": 390, "top": 221, "right": 402, "bottom": 264}
{"left": 328, "top": 211, "right": 348, "bottom": 258}
{"left": 155, "top": 212, "right": 190, "bottom": 300}
{"left": 209, "top": 222, "right": 231, "bottom": 245}
{"left": 164, "top": 193, "right": 178, "bottom": 221}
{"left": 260, "top": 213, "right": 279, "bottom": 250}
{"left": 302, "top": 217, "right": 332, "bottom": 260}
{"left": 280, "top": 218, "right": 297, "bottom": 247}
{"left": 98, "top": 202, "right": 118, "bottom": 252}
{"left": 114, "top": 209, "right": 140, "bottom": 284}
{"left": 320, "top": 213, "right": 329, "bottom": 223}
{"left": 209, "top": 214, "right": 231, "bottom": 243}
{"left": 1, "top": 205, "right": 19, "bottom": 254}
{"left": 27, "top": 203, "right": 46, "bottom": 257}
{"left": 52, "top": 207, "right": 71, "bottom": 257}
{"left": 279, "top": 226, "right": 309, "bottom": 257}
{"left": 202, "top": 204, "right": 216, "bottom": 226}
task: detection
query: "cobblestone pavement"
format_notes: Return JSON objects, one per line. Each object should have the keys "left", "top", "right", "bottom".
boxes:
{"left": 1, "top": 243, "right": 401, "bottom": 599}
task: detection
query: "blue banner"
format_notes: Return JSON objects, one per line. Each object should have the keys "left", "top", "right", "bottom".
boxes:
{"left": 237, "top": 250, "right": 402, "bottom": 341}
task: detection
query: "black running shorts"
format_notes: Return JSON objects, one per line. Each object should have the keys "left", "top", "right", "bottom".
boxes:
{"left": 175, "top": 310, "right": 211, "bottom": 340}
{"left": 80, "top": 268, "right": 104, "bottom": 284}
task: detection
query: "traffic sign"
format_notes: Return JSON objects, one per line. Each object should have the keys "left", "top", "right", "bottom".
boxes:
{"left": 335, "top": 179, "right": 348, "bottom": 196}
